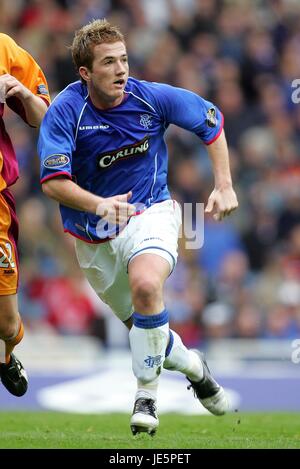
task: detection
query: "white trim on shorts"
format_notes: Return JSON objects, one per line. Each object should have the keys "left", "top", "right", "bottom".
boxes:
{"left": 127, "top": 246, "right": 176, "bottom": 274}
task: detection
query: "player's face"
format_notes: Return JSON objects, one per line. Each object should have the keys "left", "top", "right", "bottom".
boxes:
{"left": 82, "top": 41, "right": 129, "bottom": 109}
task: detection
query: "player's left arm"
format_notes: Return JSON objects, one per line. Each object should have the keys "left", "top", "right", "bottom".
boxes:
{"left": 0, "top": 74, "right": 48, "bottom": 127}
{"left": 205, "top": 129, "right": 238, "bottom": 221}
{"left": 148, "top": 83, "right": 238, "bottom": 221}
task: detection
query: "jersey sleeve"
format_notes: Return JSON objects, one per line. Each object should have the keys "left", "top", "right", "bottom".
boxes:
{"left": 38, "top": 98, "right": 75, "bottom": 183}
{"left": 0, "top": 33, "right": 50, "bottom": 121}
{"left": 148, "top": 82, "right": 223, "bottom": 145}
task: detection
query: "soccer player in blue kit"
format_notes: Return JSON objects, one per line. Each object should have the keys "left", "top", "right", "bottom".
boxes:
{"left": 38, "top": 19, "right": 238, "bottom": 435}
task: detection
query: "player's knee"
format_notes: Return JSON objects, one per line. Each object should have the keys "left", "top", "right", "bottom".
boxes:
{"left": 131, "top": 277, "right": 162, "bottom": 309}
{"left": 0, "top": 317, "right": 19, "bottom": 340}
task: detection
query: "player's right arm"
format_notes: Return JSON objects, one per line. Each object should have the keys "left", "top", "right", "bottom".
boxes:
{"left": 38, "top": 96, "right": 134, "bottom": 225}
{"left": 42, "top": 178, "right": 134, "bottom": 224}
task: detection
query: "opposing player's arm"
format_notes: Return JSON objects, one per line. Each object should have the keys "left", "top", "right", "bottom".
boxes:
{"left": 16, "top": 88, "right": 48, "bottom": 127}
{"left": 0, "top": 34, "right": 50, "bottom": 126}
{"left": 42, "top": 177, "right": 135, "bottom": 224}
{"left": 205, "top": 129, "right": 238, "bottom": 221}
{"left": 0, "top": 73, "right": 48, "bottom": 127}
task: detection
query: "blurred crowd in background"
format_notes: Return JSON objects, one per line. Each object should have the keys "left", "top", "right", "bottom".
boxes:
{"left": 1, "top": 0, "right": 300, "bottom": 347}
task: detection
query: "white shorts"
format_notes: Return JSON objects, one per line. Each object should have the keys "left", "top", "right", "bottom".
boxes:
{"left": 75, "top": 200, "right": 182, "bottom": 322}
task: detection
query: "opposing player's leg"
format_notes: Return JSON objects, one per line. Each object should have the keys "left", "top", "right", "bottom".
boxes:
{"left": 0, "top": 295, "right": 27, "bottom": 396}
{"left": 0, "top": 190, "right": 27, "bottom": 396}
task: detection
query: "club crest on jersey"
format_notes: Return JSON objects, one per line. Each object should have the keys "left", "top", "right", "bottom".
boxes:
{"left": 98, "top": 136, "right": 150, "bottom": 169}
{"left": 37, "top": 84, "right": 49, "bottom": 96}
{"left": 140, "top": 114, "right": 152, "bottom": 129}
{"left": 43, "top": 154, "right": 70, "bottom": 169}
{"left": 206, "top": 107, "right": 217, "bottom": 128}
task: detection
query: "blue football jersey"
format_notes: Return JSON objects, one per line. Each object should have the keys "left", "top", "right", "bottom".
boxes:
{"left": 38, "top": 77, "right": 223, "bottom": 242}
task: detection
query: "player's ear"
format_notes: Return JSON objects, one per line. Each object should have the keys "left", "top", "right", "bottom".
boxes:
{"left": 79, "top": 66, "right": 91, "bottom": 82}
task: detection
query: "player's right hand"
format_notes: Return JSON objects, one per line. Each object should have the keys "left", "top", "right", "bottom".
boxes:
{"left": 96, "top": 191, "right": 135, "bottom": 225}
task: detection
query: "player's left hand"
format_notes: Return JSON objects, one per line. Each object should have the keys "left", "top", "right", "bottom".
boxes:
{"left": 0, "top": 74, "right": 31, "bottom": 101}
{"left": 205, "top": 185, "right": 238, "bottom": 222}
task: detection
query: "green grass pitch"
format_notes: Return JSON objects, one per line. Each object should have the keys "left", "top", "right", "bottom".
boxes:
{"left": 0, "top": 412, "right": 299, "bottom": 449}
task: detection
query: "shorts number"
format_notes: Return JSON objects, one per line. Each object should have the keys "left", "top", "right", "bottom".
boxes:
{"left": 0, "top": 242, "right": 15, "bottom": 268}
